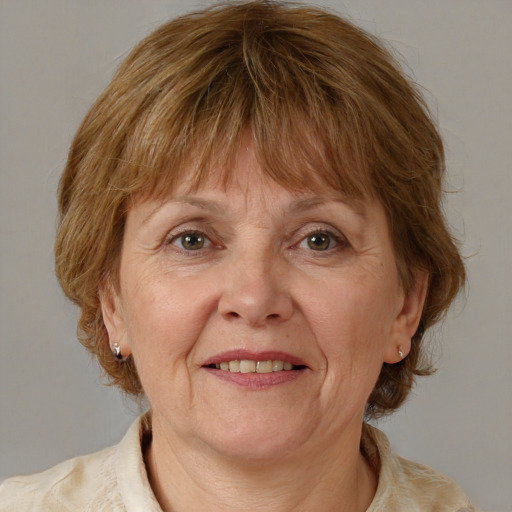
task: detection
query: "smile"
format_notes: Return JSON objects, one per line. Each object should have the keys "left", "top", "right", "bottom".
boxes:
{"left": 206, "top": 360, "right": 303, "bottom": 373}
{"left": 202, "top": 351, "right": 308, "bottom": 389}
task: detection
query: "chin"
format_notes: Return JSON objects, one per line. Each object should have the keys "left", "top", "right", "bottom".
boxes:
{"left": 208, "top": 432, "right": 306, "bottom": 463}
{"left": 192, "top": 410, "right": 316, "bottom": 463}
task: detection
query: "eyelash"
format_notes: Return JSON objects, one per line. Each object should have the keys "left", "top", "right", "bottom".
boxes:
{"left": 164, "top": 226, "right": 349, "bottom": 255}
{"left": 295, "top": 228, "right": 349, "bottom": 253}
{"left": 165, "top": 229, "right": 216, "bottom": 252}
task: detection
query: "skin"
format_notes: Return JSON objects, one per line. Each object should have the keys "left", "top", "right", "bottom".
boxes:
{"left": 101, "top": 142, "right": 427, "bottom": 511}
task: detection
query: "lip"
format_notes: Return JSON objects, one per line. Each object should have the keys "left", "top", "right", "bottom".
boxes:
{"left": 201, "top": 350, "right": 309, "bottom": 390}
{"left": 201, "top": 349, "right": 308, "bottom": 368}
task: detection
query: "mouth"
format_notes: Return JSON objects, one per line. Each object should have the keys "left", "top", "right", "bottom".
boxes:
{"left": 201, "top": 350, "right": 308, "bottom": 388}
{"left": 205, "top": 359, "right": 306, "bottom": 373}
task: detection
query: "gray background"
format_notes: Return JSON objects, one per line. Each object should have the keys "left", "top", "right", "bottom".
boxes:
{"left": 1, "top": 1, "right": 511, "bottom": 510}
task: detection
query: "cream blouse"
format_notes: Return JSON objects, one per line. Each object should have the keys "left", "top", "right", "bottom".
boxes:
{"left": 0, "top": 416, "right": 476, "bottom": 511}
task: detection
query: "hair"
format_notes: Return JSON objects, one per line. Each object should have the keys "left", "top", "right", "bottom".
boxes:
{"left": 55, "top": 0, "right": 465, "bottom": 418}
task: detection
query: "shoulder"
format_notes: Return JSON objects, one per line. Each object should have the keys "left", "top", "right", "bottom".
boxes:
{"left": 392, "top": 455, "right": 476, "bottom": 511}
{"left": 0, "top": 444, "right": 123, "bottom": 512}
{"left": 363, "top": 424, "right": 477, "bottom": 512}
{"left": 0, "top": 414, "right": 156, "bottom": 512}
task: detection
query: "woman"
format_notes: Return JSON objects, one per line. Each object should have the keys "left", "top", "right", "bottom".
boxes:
{"left": 0, "top": 1, "right": 475, "bottom": 510}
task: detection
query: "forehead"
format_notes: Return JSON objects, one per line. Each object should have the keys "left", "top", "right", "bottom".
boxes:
{"left": 134, "top": 138, "right": 369, "bottom": 218}
{"left": 129, "top": 145, "right": 376, "bottom": 235}
{"left": 136, "top": 134, "right": 370, "bottom": 215}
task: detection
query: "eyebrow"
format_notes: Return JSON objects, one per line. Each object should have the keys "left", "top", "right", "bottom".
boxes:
{"left": 141, "top": 196, "right": 227, "bottom": 226}
{"left": 172, "top": 196, "right": 227, "bottom": 213}
{"left": 141, "top": 194, "right": 366, "bottom": 225}
{"left": 288, "top": 196, "right": 367, "bottom": 218}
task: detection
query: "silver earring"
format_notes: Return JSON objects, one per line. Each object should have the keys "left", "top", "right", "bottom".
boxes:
{"left": 112, "top": 342, "right": 123, "bottom": 361}
{"left": 398, "top": 346, "right": 404, "bottom": 360}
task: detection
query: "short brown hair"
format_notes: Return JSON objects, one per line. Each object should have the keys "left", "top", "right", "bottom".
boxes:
{"left": 55, "top": 0, "right": 465, "bottom": 417}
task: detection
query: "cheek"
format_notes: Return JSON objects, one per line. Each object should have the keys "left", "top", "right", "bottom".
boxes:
{"left": 121, "top": 275, "right": 203, "bottom": 360}
{"left": 307, "top": 272, "right": 399, "bottom": 367}
{"left": 119, "top": 279, "right": 205, "bottom": 406}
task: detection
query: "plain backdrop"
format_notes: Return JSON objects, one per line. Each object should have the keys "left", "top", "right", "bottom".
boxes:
{"left": 1, "top": 1, "right": 511, "bottom": 510}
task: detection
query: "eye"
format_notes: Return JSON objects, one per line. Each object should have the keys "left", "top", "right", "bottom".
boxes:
{"left": 298, "top": 230, "right": 343, "bottom": 252}
{"left": 171, "top": 231, "right": 211, "bottom": 251}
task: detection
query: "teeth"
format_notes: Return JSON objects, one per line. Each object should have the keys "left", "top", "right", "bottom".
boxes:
{"left": 272, "top": 360, "right": 284, "bottom": 371}
{"left": 256, "top": 360, "right": 273, "bottom": 373}
{"left": 240, "top": 360, "right": 256, "bottom": 373}
{"left": 228, "top": 360, "right": 240, "bottom": 372}
{"left": 212, "top": 359, "right": 298, "bottom": 373}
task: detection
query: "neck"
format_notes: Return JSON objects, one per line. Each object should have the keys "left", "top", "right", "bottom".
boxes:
{"left": 144, "top": 415, "right": 377, "bottom": 512}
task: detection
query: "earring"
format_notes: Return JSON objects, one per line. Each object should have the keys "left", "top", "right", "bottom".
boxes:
{"left": 398, "top": 346, "right": 404, "bottom": 360}
{"left": 112, "top": 342, "right": 123, "bottom": 361}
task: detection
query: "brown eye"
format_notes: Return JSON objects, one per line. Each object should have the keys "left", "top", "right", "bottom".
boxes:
{"left": 306, "top": 233, "right": 332, "bottom": 251}
{"left": 173, "top": 232, "right": 209, "bottom": 250}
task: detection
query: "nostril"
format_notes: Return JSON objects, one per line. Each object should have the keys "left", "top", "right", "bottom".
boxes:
{"left": 218, "top": 288, "right": 293, "bottom": 325}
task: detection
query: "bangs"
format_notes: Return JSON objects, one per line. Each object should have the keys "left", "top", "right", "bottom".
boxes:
{"left": 108, "top": 5, "right": 376, "bottom": 204}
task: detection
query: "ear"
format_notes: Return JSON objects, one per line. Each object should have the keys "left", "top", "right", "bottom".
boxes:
{"left": 383, "top": 271, "right": 428, "bottom": 364}
{"left": 99, "top": 282, "right": 132, "bottom": 358}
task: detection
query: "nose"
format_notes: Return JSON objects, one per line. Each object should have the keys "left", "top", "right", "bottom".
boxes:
{"left": 218, "top": 252, "right": 294, "bottom": 327}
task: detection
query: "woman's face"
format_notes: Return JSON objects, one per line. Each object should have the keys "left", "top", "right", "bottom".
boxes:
{"left": 102, "top": 143, "right": 424, "bottom": 460}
